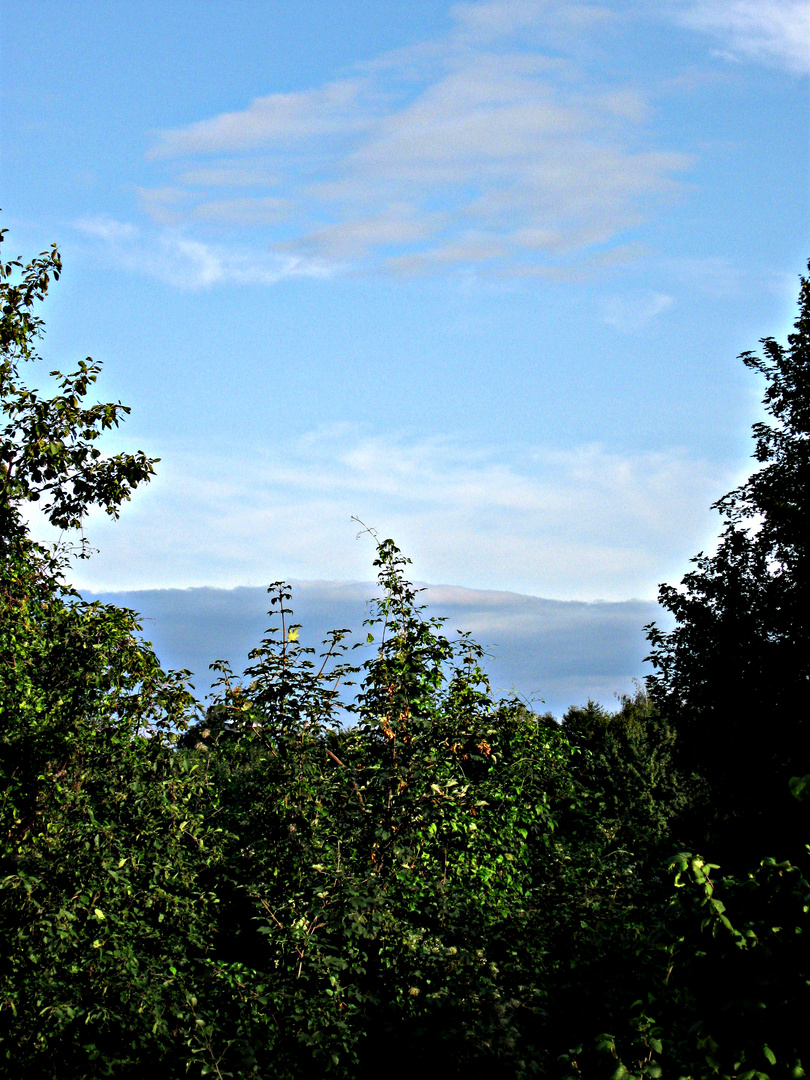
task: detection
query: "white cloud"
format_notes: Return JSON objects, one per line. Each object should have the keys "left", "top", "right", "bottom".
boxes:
{"left": 675, "top": 0, "right": 810, "bottom": 74}
{"left": 56, "top": 426, "right": 733, "bottom": 601}
{"left": 135, "top": 1, "right": 690, "bottom": 279}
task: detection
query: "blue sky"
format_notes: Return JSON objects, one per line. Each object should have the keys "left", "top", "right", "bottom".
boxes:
{"left": 2, "top": 0, "right": 808, "bottom": 603}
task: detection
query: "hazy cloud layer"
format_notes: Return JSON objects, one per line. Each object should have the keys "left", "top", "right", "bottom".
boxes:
{"left": 88, "top": 580, "right": 663, "bottom": 717}
{"left": 136, "top": 1, "right": 690, "bottom": 280}
{"left": 57, "top": 428, "right": 732, "bottom": 601}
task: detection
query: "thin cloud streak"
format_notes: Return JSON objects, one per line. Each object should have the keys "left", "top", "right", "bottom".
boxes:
{"left": 149, "top": 78, "right": 374, "bottom": 158}
{"left": 602, "top": 290, "right": 674, "bottom": 332}
{"left": 73, "top": 216, "right": 335, "bottom": 288}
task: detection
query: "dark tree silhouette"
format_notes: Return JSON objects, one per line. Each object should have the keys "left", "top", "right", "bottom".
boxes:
{"left": 647, "top": 264, "right": 810, "bottom": 867}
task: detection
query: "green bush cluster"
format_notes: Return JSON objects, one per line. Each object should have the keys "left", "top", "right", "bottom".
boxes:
{"left": 1, "top": 226, "right": 807, "bottom": 1077}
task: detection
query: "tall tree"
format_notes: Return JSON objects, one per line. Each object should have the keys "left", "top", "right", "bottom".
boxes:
{"left": 646, "top": 264, "right": 810, "bottom": 865}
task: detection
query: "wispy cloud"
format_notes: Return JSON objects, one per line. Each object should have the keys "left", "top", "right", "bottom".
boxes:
{"left": 178, "top": 163, "right": 284, "bottom": 188}
{"left": 450, "top": 0, "right": 617, "bottom": 45}
{"left": 132, "top": 0, "right": 690, "bottom": 281}
{"left": 601, "top": 290, "right": 674, "bottom": 332}
{"left": 137, "top": 189, "right": 294, "bottom": 228}
{"left": 54, "top": 426, "right": 733, "bottom": 600}
{"left": 675, "top": 0, "right": 810, "bottom": 74}
{"left": 73, "top": 215, "right": 334, "bottom": 288}
{"left": 150, "top": 78, "right": 373, "bottom": 158}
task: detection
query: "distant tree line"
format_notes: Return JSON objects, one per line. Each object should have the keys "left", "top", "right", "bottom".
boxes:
{"left": 1, "top": 222, "right": 808, "bottom": 1078}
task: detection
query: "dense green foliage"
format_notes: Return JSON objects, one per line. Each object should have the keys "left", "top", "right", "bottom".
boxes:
{"left": 1, "top": 227, "right": 807, "bottom": 1078}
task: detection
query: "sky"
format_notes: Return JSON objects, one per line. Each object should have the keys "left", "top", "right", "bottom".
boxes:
{"left": 1, "top": 1, "right": 808, "bottom": 627}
